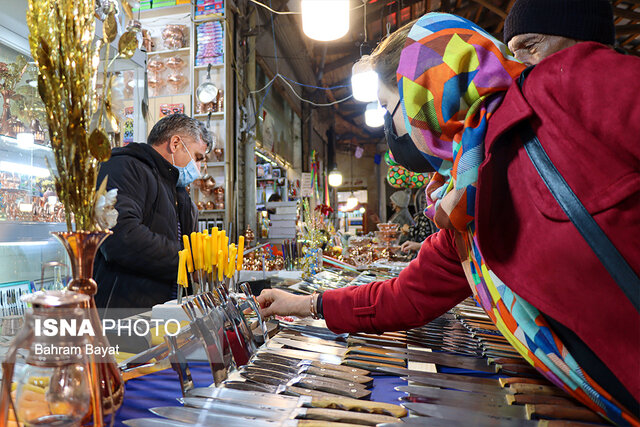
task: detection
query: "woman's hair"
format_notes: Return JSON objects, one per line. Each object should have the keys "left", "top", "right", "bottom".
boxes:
{"left": 362, "top": 19, "right": 418, "bottom": 88}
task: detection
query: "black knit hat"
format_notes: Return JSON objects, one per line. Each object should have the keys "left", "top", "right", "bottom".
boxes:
{"left": 503, "top": 0, "right": 615, "bottom": 45}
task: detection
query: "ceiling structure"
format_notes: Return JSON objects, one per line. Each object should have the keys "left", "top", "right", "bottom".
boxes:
{"left": 254, "top": 0, "right": 640, "bottom": 152}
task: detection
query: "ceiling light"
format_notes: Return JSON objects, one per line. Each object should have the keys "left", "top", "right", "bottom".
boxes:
{"left": 365, "top": 102, "right": 385, "bottom": 128}
{"left": 346, "top": 193, "right": 358, "bottom": 210}
{"left": 351, "top": 62, "right": 378, "bottom": 102}
{"left": 328, "top": 169, "right": 343, "bottom": 187}
{"left": 301, "top": 0, "right": 350, "bottom": 41}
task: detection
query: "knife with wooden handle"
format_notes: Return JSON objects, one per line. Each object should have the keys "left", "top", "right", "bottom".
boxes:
{"left": 251, "top": 359, "right": 373, "bottom": 386}
{"left": 526, "top": 404, "right": 603, "bottom": 423}
{"left": 185, "top": 387, "right": 408, "bottom": 417}
{"left": 242, "top": 365, "right": 370, "bottom": 392}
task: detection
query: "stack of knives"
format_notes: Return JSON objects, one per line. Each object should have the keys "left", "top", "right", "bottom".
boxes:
{"left": 123, "top": 296, "right": 607, "bottom": 426}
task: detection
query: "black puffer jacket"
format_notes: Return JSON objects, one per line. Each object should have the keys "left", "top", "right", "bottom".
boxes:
{"left": 94, "top": 143, "right": 196, "bottom": 310}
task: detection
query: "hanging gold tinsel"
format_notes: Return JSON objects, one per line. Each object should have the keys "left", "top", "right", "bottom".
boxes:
{"left": 26, "top": 0, "right": 138, "bottom": 231}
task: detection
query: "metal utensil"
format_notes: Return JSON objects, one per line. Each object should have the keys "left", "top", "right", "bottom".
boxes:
{"left": 196, "top": 64, "right": 218, "bottom": 104}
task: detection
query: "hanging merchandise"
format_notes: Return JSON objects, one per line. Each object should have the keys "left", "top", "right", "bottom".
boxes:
{"left": 196, "top": 21, "right": 224, "bottom": 66}
{"left": 385, "top": 152, "right": 429, "bottom": 189}
{"left": 301, "top": 0, "right": 349, "bottom": 41}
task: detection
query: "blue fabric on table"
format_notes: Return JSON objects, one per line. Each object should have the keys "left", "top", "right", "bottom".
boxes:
{"left": 115, "top": 365, "right": 406, "bottom": 426}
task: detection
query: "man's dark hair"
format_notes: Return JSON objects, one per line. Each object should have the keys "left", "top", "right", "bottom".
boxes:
{"left": 147, "top": 113, "right": 212, "bottom": 152}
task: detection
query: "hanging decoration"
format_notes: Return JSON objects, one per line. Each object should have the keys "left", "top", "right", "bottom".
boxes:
{"left": 299, "top": 199, "right": 326, "bottom": 279}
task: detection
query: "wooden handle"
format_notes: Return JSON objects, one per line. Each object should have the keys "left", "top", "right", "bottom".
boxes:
{"left": 304, "top": 407, "right": 401, "bottom": 425}
{"left": 345, "top": 352, "right": 406, "bottom": 365}
{"left": 506, "top": 393, "right": 576, "bottom": 406}
{"left": 510, "top": 383, "right": 567, "bottom": 397}
{"left": 297, "top": 421, "right": 363, "bottom": 427}
{"left": 346, "top": 346, "right": 397, "bottom": 356}
{"left": 488, "top": 357, "right": 528, "bottom": 366}
{"left": 342, "top": 359, "right": 404, "bottom": 371}
{"left": 497, "top": 363, "right": 541, "bottom": 377}
{"left": 306, "top": 366, "right": 373, "bottom": 386}
{"left": 310, "top": 396, "right": 408, "bottom": 418}
{"left": 499, "top": 377, "right": 550, "bottom": 387}
{"left": 287, "top": 385, "right": 345, "bottom": 399}
{"left": 526, "top": 404, "right": 603, "bottom": 423}
{"left": 311, "top": 361, "right": 370, "bottom": 377}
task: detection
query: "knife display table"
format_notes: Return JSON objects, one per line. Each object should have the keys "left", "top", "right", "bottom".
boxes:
{"left": 115, "top": 363, "right": 407, "bottom": 426}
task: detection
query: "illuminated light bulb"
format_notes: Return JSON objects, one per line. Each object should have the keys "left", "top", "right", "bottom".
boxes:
{"left": 365, "top": 102, "right": 385, "bottom": 128}
{"left": 328, "top": 169, "right": 343, "bottom": 187}
{"left": 351, "top": 61, "right": 378, "bottom": 102}
{"left": 346, "top": 193, "right": 358, "bottom": 210}
{"left": 301, "top": 0, "right": 349, "bottom": 41}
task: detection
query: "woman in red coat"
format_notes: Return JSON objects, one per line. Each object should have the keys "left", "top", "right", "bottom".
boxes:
{"left": 257, "top": 13, "right": 640, "bottom": 424}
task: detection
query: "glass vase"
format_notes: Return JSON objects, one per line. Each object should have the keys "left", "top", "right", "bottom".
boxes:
{"left": 51, "top": 231, "right": 124, "bottom": 418}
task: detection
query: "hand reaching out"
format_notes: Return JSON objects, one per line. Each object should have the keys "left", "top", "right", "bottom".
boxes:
{"left": 401, "top": 240, "right": 422, "bottom": 253}
{"left": 256, "top": 288, "right": 311, "bottom": 318}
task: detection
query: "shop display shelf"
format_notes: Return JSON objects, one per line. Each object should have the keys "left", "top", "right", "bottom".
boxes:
{"left": 194, "top": 64, "right": 224, "bottom": 71}
{"left": 149, "top": 47, "right": 191, "bottom": 56}
{"left": 207, "top": 162, "right": 225, "bottom": 167}
{"left": 149, "top": 92, "right": 192, "bottom": 99}
{"left": 193, "top": 14, "right": 225, "bottom": 23}
{"left": 193, "top": 112, "right": 224, "bottom": 120}
{"left": 137, "top": 4, "right": 192, "bottom": 19}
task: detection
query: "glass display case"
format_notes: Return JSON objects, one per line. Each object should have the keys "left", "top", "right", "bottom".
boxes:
{"left": 0, "top": 2, "right": 147, "bottom": 306}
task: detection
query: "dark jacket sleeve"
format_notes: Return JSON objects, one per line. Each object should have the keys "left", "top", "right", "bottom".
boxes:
{"left": 323, "top": 229, "right": 471, "bottom": 334}
{"left": 98, "top": 159, "right": 180, "bottom": 281}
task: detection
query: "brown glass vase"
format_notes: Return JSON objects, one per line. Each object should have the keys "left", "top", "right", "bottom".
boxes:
{"left": 52, "top": 231, "right": 125, "bottom": 418}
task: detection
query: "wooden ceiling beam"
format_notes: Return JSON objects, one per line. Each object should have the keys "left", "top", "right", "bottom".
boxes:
{"left": 614, "top": 6, "right": 640, "bottom": 21}
{"left": 468, "top": 0, "right": 507, "bottom": 18}
{"left": 324, "top": 53, "right": 361, "bottom": 74}
{"left": 616, "top": 23, "right": 640, "bottom": 35}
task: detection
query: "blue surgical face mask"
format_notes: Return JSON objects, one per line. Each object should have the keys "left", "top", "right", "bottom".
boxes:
{"left": 173, "top": 140, "right": 201, "bottom": 187}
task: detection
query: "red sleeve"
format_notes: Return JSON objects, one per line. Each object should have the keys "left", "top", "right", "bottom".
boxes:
{"left": 323, "top": 229, "right": 471, "bottom": 334}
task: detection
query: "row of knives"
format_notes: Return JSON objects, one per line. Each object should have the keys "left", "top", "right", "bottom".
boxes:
{"left": 0, "top": 287, "right": 28, "bottom": 317}
{"left": 122, "top": 296, "right": 608, "bottom": 426}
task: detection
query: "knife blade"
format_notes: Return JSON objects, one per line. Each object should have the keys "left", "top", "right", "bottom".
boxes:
{"left": 381, "top": 350, "right": 505, "bottom": 373}
{"left": 403, "top": 376, "right": 574, "bottom": 405}
{"left": 396, "top": 385, "right": 526, "bottom": 418}
{"left": 251, "top": 359, "right": 373, "bottom": 386}
{"left": 402, "top": 402, "right": 540, "bottom": 427}
{"left": 260, "top": 347, "right": 343, "bottom": 365}
{"left": 183, "top": 388, "right": 408, "bottom": 417}
{"left": 255, "top": 351, "right": 369, "bottom": 376}
{"left": 242, "top": 366, "right": 370, "bottom": 392}
{"left": 151, "top": 404, "right": 399, "bottom": 426}
{"left": 271, "top": 337, "right": 347, "bottom": 357}
{"left": 240, "top": 371, "right": 371, "bottom": 399}
{"left": 397, "top": 386, "right": 600, "bottom": 422}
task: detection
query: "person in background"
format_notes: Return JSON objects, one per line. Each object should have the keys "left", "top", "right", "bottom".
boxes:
{"left": 401, "top": 189, "right": 437, "bottom": 255}
{"left": 94, "top": 114, "right": 210, "bottom": 310}
{"left": 388, "top": 190, "right": 414, "bottom": 228}
{"left": 504, "top": 0, "right": 615, "bottom": 66}
{"left": 256, "top": 13, "right": 640, "bottom": 423}
{"left": 266, "top": 192, "right": 282, "bottom": 216}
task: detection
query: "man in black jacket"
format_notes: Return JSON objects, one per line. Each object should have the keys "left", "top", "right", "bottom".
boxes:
{"left": 94, "top": 114, "right": 210, "bottom": 310}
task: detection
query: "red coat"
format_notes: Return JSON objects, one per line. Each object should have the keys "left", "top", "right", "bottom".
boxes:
{"left": 323, "top": 43, "right": 640, "bottom": 401}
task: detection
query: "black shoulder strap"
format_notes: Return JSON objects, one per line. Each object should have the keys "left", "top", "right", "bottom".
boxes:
{"left": 517, "top": 68, "right": 640, "bottom": 313}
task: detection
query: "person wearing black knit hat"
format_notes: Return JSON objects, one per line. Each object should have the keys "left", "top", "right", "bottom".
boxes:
{"left": 504, "top": 0, "right": 615, "bottom": 66}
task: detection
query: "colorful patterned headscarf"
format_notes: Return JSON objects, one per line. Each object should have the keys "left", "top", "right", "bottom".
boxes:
{"left": 396, "top": 13, "right": 524, "bottom": 231}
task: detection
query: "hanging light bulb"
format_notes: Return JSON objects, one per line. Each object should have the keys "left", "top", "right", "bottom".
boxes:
{"left": 301, "top": 0, "right": 350, "bottom": 41}
{"left": 346, "top": 192, "right": 358, "bottom": 210}
{"left": 365, "top": 102, "right": 385, "bottom": 128}
{"left": 351, "top": 61, "right": 379, "bottom": 102}
{"left": 328, "top": 169, "right": 343, "bottom": 187}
